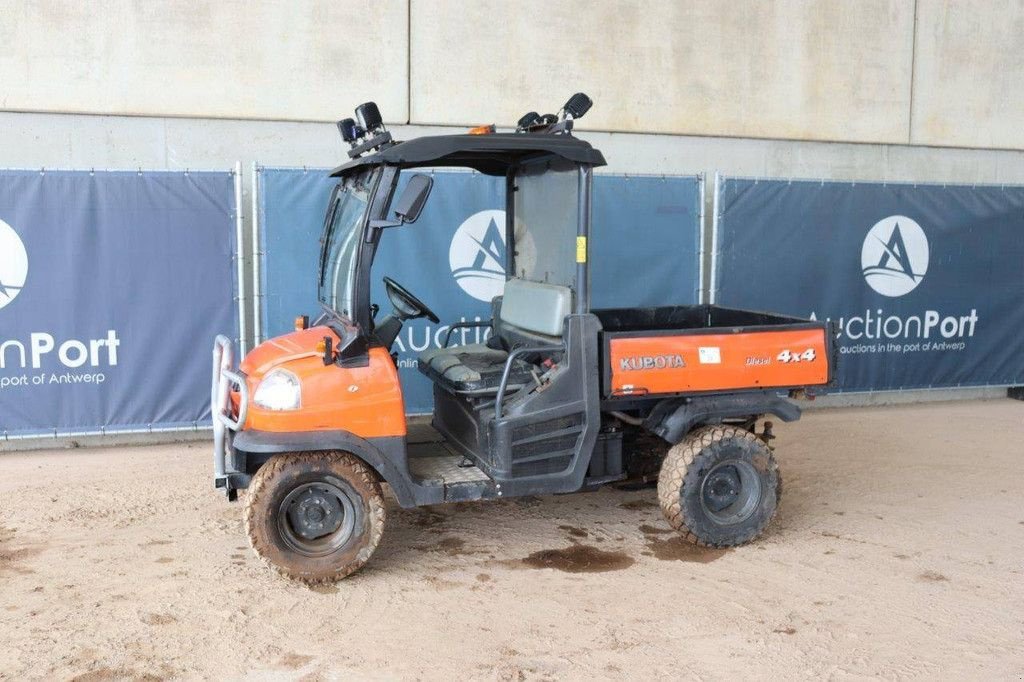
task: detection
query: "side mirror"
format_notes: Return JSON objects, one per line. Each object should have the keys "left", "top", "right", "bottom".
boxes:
{"left": 393, "top": 174, "right": 433, "bottom": 224}
{"left": 367, "top": 174, "right": 434, "bottom": 239}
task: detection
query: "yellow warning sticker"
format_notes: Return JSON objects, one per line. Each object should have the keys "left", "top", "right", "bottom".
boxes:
{"left": 576, "top": 236, "right": 587, "bottom": 263}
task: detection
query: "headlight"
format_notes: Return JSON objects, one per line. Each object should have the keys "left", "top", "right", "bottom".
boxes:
{"left": 253, "top": 369, "right": 301, "bottom": 411}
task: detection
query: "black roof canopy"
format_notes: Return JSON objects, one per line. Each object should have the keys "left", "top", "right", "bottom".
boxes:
{"left": 329, "top": 133, "right": 607, "bottom": 177}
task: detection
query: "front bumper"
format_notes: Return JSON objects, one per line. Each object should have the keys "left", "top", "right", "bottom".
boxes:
{"left": 211, "top": 335, "right": 249, "bottom": 499}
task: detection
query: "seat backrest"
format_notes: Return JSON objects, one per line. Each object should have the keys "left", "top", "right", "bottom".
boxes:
{"left": 498, "top": 278, "right": 572, "bottom": 341}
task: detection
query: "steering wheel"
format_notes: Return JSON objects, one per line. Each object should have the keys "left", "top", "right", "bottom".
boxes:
{"left": 382, "top": 276, "right": 440, "bottom": 323}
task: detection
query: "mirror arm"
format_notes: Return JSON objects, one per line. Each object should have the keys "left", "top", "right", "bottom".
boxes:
{"left": 366, "top": 217, "right": 405, "bottom": 241}
{"left": 369, "top": 218, "right": 403, "bottom": 229}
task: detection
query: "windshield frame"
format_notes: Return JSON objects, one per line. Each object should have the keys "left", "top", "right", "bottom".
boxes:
{"left": 316, "top": 166, "right": 401, "bottom": 339}
{"left": 317, "top": 169, "right": 380, "bottom": 321}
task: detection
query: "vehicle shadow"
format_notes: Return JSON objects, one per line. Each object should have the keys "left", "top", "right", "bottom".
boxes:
{"left": 367, "top": 483, "right": 664, "bottom": 573}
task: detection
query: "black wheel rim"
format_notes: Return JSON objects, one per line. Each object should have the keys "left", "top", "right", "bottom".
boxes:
{"left": 278, "top": 479, "right": 359, "bottom": 558}
{"left": 699, "top": 459, "right": 763, "bottom": 526}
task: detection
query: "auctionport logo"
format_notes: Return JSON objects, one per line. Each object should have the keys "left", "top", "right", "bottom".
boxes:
{"left": 449, "top": 210, "right": 507, "bottom": 302}
{"left": 861, "top": 215, "right": 929, "bottom": 297}
{"left": 0, "top": 218, "right": 28, "bottom": 310}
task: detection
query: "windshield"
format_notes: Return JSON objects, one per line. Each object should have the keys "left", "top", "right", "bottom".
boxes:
{"left": 513, "top": 159, "right": 579, "bottom": 288}
{"left": 319, "top": 171, "right": 376, "bottom": 317}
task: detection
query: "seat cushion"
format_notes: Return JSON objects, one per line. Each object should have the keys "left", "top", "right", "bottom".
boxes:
{"left": 418, "top": 343, "right": 534, "bottom": 396}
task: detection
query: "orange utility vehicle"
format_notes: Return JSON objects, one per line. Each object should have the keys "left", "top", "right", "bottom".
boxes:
{"left": 212, "top": 95, "right": 835, "bottom": 582}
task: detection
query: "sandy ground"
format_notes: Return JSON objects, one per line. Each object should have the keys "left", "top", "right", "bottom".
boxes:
{"left": 0, "top": 399, "right": 1022, "bottom": 681}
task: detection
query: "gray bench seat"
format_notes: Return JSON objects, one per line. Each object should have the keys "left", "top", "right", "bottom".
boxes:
{"left": 416, "top": 278, "right": 572, "bottom": 396}
{"left": 417, "top": 343, "right": 534, "bottom": 396}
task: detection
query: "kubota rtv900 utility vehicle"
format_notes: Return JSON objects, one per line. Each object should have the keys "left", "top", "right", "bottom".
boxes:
{"left": 212, "top": 95, "right": 835, "bottom": 582}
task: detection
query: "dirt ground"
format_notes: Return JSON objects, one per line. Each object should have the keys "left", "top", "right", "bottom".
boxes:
{"left": 1, "top": 400, "right": 1022, "bottom": 680}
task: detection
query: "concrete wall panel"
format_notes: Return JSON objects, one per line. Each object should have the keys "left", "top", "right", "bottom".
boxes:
{"left": 410, "top": 0, "right": 914, "bottom": 144}
{"left": 911, "top": 0, "right": 1024, "bottom": 149}
{"left": 0, "top": 0, "right": 409, "bottom": 122}
{"left": 3, "top": 113, "right": 1022, "bottom": 185}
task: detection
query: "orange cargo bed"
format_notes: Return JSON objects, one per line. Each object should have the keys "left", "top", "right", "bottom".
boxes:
{"left": 595, "top": 306, "right": 835, "bottom": 398}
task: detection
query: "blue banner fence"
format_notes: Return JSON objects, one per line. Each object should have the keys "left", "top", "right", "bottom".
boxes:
{"left": 7, "top": 164, "right": 1022, "bottom": 440}
{"left": 254, "top": 167, "right": 704, "bottom": 413}
{"left": 711, "top": 175, "right": 1024, "bottom": 391}
{"left": 0, "top": 168, "right": 240, "bottom": 439}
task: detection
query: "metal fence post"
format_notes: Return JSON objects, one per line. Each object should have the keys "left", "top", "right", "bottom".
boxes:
{"left": 233, "top": 162, "right": 248, "bottom": 356}
{"left": 709, "top": 172, "right": 721, "bottom": 305}
{"left": 251, "top": 163, "right": 262, "bottom": 346}
{"left": 697, "top": 173, "right": 707, "bottom": 304}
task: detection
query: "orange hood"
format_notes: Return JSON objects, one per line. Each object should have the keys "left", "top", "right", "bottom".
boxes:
{"left": 233, "top": 325, "right": 406, "bottom": 438}
{"left": 240, "top": 326, "right": 340, "bottom": 379}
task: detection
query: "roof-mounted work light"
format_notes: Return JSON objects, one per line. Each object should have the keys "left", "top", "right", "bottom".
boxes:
{"left": 513, "top": 93, "right": 594, "bottom": 135}
{"left": 344, "top": 101, "right": 394, "bottom": 159}
{"left": 337, "top": 117, "right": 361, "bottom": 143}
{"left": 563, "top": 92, "right": 592, "bottom": 120}
{"left": 516, "top": 111, "right": 542, "bottom": 131}
{"left": 355, "top": 102, "right": 384, "bottom": 135}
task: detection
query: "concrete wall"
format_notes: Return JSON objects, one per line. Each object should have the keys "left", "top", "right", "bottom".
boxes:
{"left": 0, "top": 0, "right": 409, "bottom": 122}
{"left": 411, "top": 0, "right": 915, "bottom": 144}
{"left": 6, "top": 112, "right": 1022, "bottom": 181}
{"left": 912, "top": 0, "right": 1024, "bottom": 149}
{"left": 2, "top": 0, "right": 1023, "bottom": 149}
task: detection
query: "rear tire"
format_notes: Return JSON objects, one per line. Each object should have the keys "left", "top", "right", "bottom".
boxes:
{"left": 244, "top": 451, "right": 386, "bottom": 583}
{"left": 657, "top": 425, "right": 780, "bottom": 547}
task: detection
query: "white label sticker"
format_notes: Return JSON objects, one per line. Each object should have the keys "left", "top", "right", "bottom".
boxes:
{"left": 698, "top": 347, "right": 722, "bottom": 364}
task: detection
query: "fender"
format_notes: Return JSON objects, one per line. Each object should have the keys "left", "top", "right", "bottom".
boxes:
{"left": 643, "top": 391, "right": 802, "bottom": 444}
{"left": 232, "top": 429, "right": 416, "bottom": 507}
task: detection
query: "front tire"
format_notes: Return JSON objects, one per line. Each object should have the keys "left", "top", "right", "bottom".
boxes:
{"left": 657, "top": 425, "right": 780, "bottom": 547}
{"left": 244, "top": 451, "right": 386, "bottom": 583}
